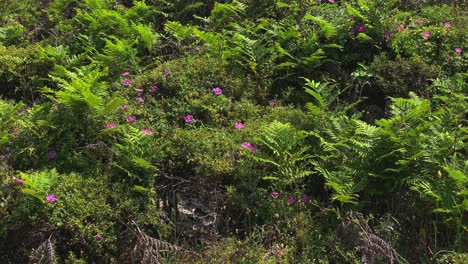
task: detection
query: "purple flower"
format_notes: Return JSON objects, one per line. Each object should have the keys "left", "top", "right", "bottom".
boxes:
{"left": 11, "top": 130, "right": 19, "bottom": 135}
{"left": 45, "top": 194, "right": 57, "bottom": 203}
{"left": 423, "top": 31, "right": 430, "bottom": 38}
{"left": 163, "top": 71, "right": 171, "bottom": 77}
{"left": 150, "top": 85, "right": 158, "bottom": 94}
{"left": 94, "top": 234, "right": 102, "bottom": 240}
{"left": 328, "top": 0, "right": 335, "bottom": 2}
{"left": 126, "top": 115, "right": 136, "bottom": 123}
{"left": 135, "top": 88, "right": 144, "bottom": 93}
{"left": 122, "top": 71, "right": 130, "bottom": 77}
{"left": 48, "top": 150, "right": 57, "bottom": 159}
{"left": 300, "top": 195, "right": 311, "bottom": 203}
{"left": 384, "top": 31, "right": 391, "bottom": 39}
{"left": 271, "top": 192, "right": 280, "bottom": 198}
{"left": 396, "top": 24, "right": 405, "bottom": 32}
{"left": 212, "top": 87, "right": 222, "bottom": 95}
{"left": 141, "top": 129, "right": 153, "bottom": 135}
{"left": 136, "top": 97, "right": 144, "bottom": 102}
{"left": 349, "top": 28, "right": 356, "bottom": 34}
{"left": 122, "top": 80, "right": 132, "bottom": 87}
{"left": 416, "top": 19, "right": 423, "bottom": 24}
{"left": 184, "top": 115, "right": 193, "bottom": 123}
{"left": 235, "top": 122, "right": 245, "bottom": 129}
{"left": 444, "top": 22, "right": 452, "bottom": 27}
{"left": 268, "top": 100, "right": 277, "bottom": 106}
{"left": 120, "top": 104, "right": 129, "bottom": 110}
{"left": 287, "top": 196, "right": 296, "bottom": 205}
{"left": 455, "top": 47, "right": 463, "bottom": 53}
{"left": 16, "top": 178, "right": 25, "bottom": 185}
{"left": 357, "top": 25, "right": 366, "bottom": 32}
{"left": 106, "top": 123, "right": 116, "bottom": 129}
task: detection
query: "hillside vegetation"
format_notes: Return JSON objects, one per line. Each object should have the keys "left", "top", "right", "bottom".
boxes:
{"left": 0, "top": 0, "right": 467, "bottom": 263}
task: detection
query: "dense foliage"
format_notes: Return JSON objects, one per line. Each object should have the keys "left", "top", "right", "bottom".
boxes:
{"left": 0, "top": 0, "right": 466, "bottom": 263}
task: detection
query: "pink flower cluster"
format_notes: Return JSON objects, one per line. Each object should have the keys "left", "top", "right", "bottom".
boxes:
{"left": 271, "top": 192, "right": 311, "bottom": 205}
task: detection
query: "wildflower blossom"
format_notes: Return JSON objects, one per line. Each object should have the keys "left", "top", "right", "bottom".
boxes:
{"left": 268, "top": 100, "right": 277, "bottom": 106}
{"left": 120, "top": 104, "right": 129, "bottom": 110}
{"left": 300, "top": 195, "right": 311, "bottom": 203}
{"left": 45, "top": 194, "right": 57, "bottom": 203}
{"left": 142, "top": 129, "right": 153, "bottom": 135}
{"left": 16, "top": 178, "right": 25, "bottom": 185}
{"left": 122, "top": 71, "right": 130, "bottom": 77}
{"left": 328, "top": 0, "right": 335, "bottom": 2}
{"left": 423, "top": 31, "right": 430, "bottom": 38}
{"left": 150, "top": 85, "right": 158, "bottom": 93}
{"left": 357, "top": 25, "right": 366, "bottom": 32}
{"left": 455, "top": 47, "right": 463, "bottom": 53}
{"left": 235, "top": 122, "right": 245, "bottom": 129}
{"left": 416, "top": 19, "right": 423, "bottom": 24}
{"left": 444, "top": 22, "right": 452, "bottom": 27}
{"left": 241, "top": 142, "right": 256, "bottom": 151}
{"left": 126, "top": 115, "right": 136, "bottom": 123}
{"left": 122, "top": 80, "right": 132, "bottom": 86}
{"left": 287, "top": 196, "right": 296, "bottom": 205}
{"left": 11, "top": 130, "right": 19, "bottom": 135}
{"left": 106, "top": 123, "right": 116, "bottom": 129}
{"left": 184, "top": 115, "right": 193, "bottom": 123}
{"left": 135, "top": 88, "right": 144, "bottom": 93}
{"left": 349, "top": 28, "right": 356, "bottom": 34}
{"left": 163, "top": 71, "right": 171, "bottom": 77}
{"left": 213, "top": 87, "right": 222, "bottom": 95}
{"left": 48, "top": 150, "right": 57, "bottom": 159}
{"left": 136, "top": 96, "right": 144, "bottom": 102}
{"left": 271, "top": 192, "right": 280, "bottom": 198}
{"left": 384, "top": 31, "right": 391, "bottom": 39}
{"left": 396, "top": 24, "right": 405, "bottom": 32}
{"left": 94, "top": 234, "right": 102, "bottom": 240}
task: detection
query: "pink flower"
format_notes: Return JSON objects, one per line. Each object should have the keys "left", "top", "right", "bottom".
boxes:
{"left": 444, "top": 22, "right": 452, "bottom": 27}
{"left": 126, "top": 115, "right": 136, "bottom": 123}
{"left": 94, "top": 234, "right": 102, "bottom": 240}
{"left": 163, "top": 71, "right": 171, "bottom": 77}
{"left": 150, "top": 85, "right": 158, "bottom": 93}
{"left": 455, "top": 47, "right": 463, "bottom": 53}
{"left": 328, "top": 0, "right": 335, "bottom": 2}
{"left": 268, "top": 100, "right": 277, "bottom": 106}
{"left": 11, "top": 130, "right": 19, "bottom": 135}
{"left": 212, "top": 87, "right": 222, "bottom": 95}
{"left": 184, "top": 115, "right": 193, "bottom": 123}
{"left": 357, "top": 25, "right": 366, "bottom": 32}
{"left": 45, "top": 194, "right": 57, "bottom": 203}
{"left": 241, "top": 142, "right": 256, "bottom": 151}
{"left": 384, "top": 31, "right": 391, "bottom": 39}
{"left": 122, "top": 80, "right": 132, "bottom": 86}
{"left": 396, "top": 24, "right": 405, "bottom": 32}
{"left": 300, "top": 195, "right": 311, "bottom": 203}
{"left": 106, "top": 123, "right": 116, "bottom": 129}
{"left": 135, "top": 88, "right": 144, "bottom": 93}
{"left": 16, "top": 178, "right": 25, "bottom": 185}
{"left": 122, "top": 71, "right": 130, "bottom": 77}
{"left": 136, "top": 97, "right": 144, "bottom": 102}
{"left": 416, "top": 19, "right": 423, "bottom": 24}
{"left": 120, "top": 104, "right": 129, "bottom": 110}
{"left": 235, "top": 122, "right": 245, "bottom": 129}
{"left": 423, "top": 31, "right": 430, "bottom": 38}
{"left": 271, "top": 192, "right": 280, "bottom": 198}
{"left": 48, "top": 150, "right": 57, "bottom": 159}
{"left": 287, "top": 196, "right": 296, "bottom": 205}
{"left": 141, "top": 129, "right": 153, "bottom": 135}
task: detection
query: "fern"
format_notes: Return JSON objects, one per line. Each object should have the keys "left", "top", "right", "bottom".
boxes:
{"left": 20, "top": 169, "right": 59, "bottom": 202}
